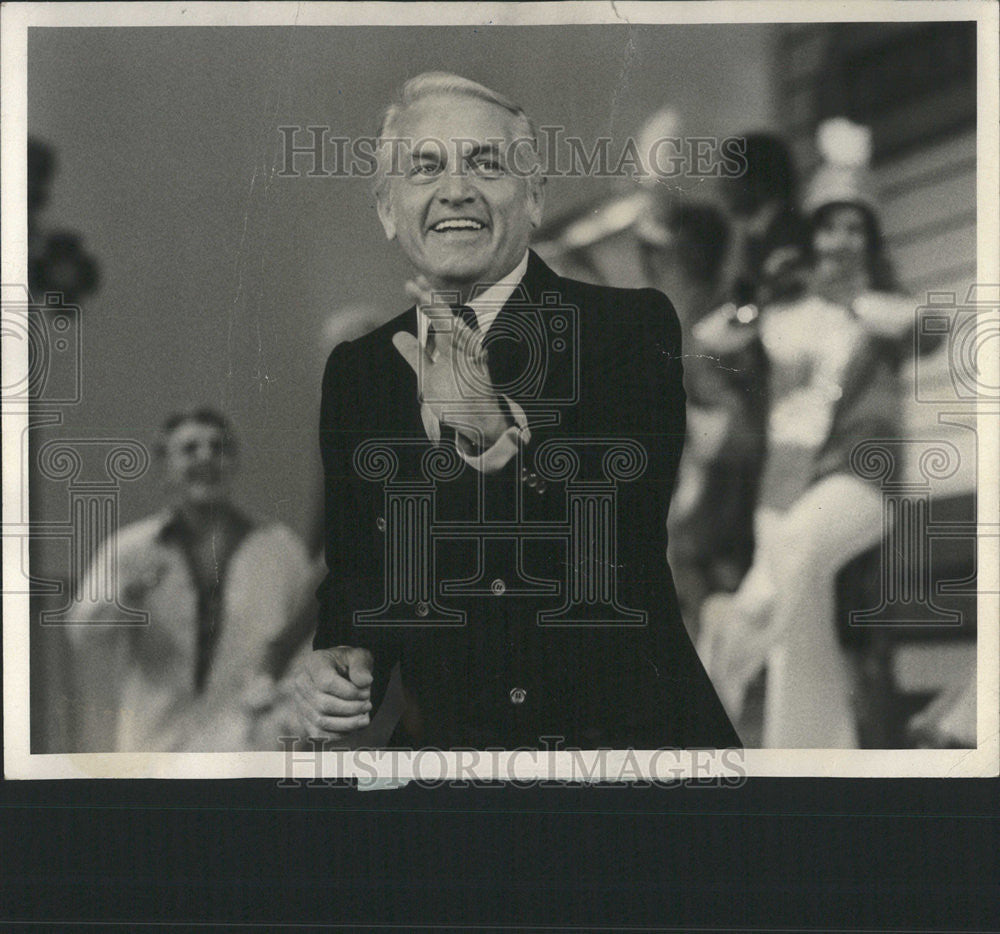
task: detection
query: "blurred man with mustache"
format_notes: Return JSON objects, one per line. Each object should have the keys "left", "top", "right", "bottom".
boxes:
{"left": 68, "top": 409, "right": 314, "bottom": 752}
{"left": 296, "top": 73, "right": 740, "bottom": 751}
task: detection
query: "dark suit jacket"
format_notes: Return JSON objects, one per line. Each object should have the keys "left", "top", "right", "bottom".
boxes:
{"left": 316, "top": 250, "right": 740, "bottom": 749}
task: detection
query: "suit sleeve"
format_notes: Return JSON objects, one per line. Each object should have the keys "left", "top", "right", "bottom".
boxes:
{"left": 602, "top": 289, "right": 741, "bottom": 747}
{"left": 606, "top": 288, "right": 686, "bottom": 601}
{"left": 314, "top": 340, "right": 399, "bottom": 712}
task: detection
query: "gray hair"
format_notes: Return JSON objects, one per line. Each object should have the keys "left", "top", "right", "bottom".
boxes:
{"left": 156, "top": 407, "right": 238, "bottom": 458}
{"left": 373, "top": 71, "right": 540, "bottom": 200}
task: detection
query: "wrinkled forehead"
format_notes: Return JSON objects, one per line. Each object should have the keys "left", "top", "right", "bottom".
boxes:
{"left": 390, "top": 92, "right": 523, "bottom": 154}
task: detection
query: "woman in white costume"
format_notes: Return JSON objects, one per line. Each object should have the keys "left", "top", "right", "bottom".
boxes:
{"left": 697, "top": 119, "right": 924, "bottom": 748}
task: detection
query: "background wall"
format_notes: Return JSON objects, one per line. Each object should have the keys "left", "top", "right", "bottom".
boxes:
{"left": 28, "top": 24, "right": 779, "bottom": 543}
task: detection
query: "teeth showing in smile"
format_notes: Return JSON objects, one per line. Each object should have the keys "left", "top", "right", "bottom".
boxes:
{"left": 432, "top": 219, "right": 484, "bottom": 232}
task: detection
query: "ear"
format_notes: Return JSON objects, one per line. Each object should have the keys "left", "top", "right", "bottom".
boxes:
{"left": 525, "top": 175, "right": 546, "bottom": 230}
{"left": 376, "top": 192, "right": 397, "bottom": 241}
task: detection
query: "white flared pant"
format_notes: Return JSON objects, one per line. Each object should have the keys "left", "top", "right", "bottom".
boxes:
{"left": 699, "top": 473, "right": 884, "bottom": 748}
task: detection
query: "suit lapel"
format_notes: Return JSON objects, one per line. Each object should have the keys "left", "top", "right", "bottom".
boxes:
{"left": 380, "top": 305, "right": 427, "bottom": 435}
{"left": 487, "top": 250, "right": 566, "bottom": 394}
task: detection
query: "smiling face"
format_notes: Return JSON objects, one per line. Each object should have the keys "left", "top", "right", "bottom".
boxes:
{"left": 162, "top": 419, "right": 234, "bottom": 508}
{"left": 376, "top": 92, "right": 544, "bottom": 292}
{"left": 812, "top": 204, "right": 870, "bottom": 283}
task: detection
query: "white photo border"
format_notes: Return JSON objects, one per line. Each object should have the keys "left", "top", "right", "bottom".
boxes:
{"left": 2, "top": 0, "right": 997, "bottom": 780}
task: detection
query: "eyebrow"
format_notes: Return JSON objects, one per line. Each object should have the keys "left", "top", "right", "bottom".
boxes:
{"left": 409, "top": 141, "right": 503, "bottom": 161}
{"left": 410, "top": 145, "right": 443, "bottom": 162}
{"left": 464, "top": 142, "right": 502, "bottom": 159}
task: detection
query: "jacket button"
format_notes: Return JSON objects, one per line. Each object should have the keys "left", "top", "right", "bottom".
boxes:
{"left": 376, "top": 517, "right": 386, "bottom": 532}
{"left": 509, "top": 687, "right": 527, "bottom": 705}
{"left": 416, "top": 601, "right": 429, "bottom": 617}
{"left": 520, "top": 467, "right": 530, "bottom": 482}
{"left": 491, "top": 578, "right": 506, "bottom": 595}
{"left": 526, "top": 472, "right": 538, "bottom": 488}
{"left": 535, "top": 479, "right": 547, "bottom": 494}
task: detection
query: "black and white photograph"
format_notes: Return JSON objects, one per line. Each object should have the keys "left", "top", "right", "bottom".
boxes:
{"left": 2, "top": 1, "right": 997, "bottom": 781}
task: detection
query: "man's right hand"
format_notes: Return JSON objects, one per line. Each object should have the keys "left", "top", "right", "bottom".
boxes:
{"left": 393, "top": 276, "right": 510, "bottom": 449}
{"left": 292, "top": 646, "right": 374, "bottom": 740}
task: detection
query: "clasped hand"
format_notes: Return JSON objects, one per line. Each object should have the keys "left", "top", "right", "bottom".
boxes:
{"left": 392, "top": 275, "right": 509, "bottom": 449}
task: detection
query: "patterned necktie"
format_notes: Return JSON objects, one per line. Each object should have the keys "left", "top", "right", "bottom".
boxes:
{"left": 440, "top": 304, "right": 481, "bottom": 452}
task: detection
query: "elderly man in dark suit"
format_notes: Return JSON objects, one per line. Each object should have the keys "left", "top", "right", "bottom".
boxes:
{"left": 294, "top": 72, "right": 739, "bottom": 750}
